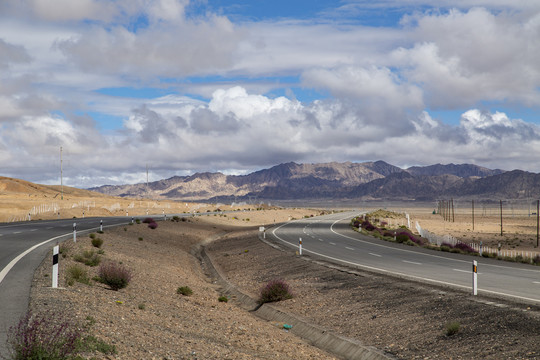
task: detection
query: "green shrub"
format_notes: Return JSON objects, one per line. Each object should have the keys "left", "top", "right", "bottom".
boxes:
{"left": 395, "top": 234, "right": 409, "bottom": 243}
{"left": 258, "top": 279, "right": 293, "bottom": 304}
{"left": 138, "top": 237, "right": 143, "bottom": 241}
{"left": 66, "top": 264, "right": 91, "bottom": 285}
{"left": 177, "top": 286, "right": 193, "bottom": 296}
{"left": 74, "top": 250, "right": 101, "bottom": 267}
{"left": 97, "top": 262, "right": 132, "bottom": 291}
{"left": 218, "top": 296, "right": 228, "bottom": 303}
{"left": 77, "top": 335, "right": 117, "bottom": 355}
{"left": 89, "top": 233, "right": 96, "bottom": 239}
{"left": 138, "top": 303, "right": 146, "bottom": 310}
{"left": 91, "top": 237, "right": 103, "bottom": 248}
{"left": 135, "top": 218, "right": 141, "bottom": 224}
{"left": 445, "top": 321, "right": 460, "bottom": 336}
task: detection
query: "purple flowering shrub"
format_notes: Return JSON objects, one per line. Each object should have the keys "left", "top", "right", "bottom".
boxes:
{"left": 258, "top": 279, "right": 294, "bottom": 304}
{"left": 98, "top": 262, "right": 132, "bottom": 291}
{"left": 7, "top": 310, "right": 83, "bottom": 359}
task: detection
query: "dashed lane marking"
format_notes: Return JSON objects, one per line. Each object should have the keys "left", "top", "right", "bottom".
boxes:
{"left": 403, "top": 260, "right": 422, "bottom": 265}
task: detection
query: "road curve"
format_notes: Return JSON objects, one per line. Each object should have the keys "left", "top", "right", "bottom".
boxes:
{"left": 270, "top": 211, "right": 540, "bottom": 305}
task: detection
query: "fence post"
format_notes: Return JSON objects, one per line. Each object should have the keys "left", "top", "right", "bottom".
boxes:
{"left": 52, "top": 245, "right": 59, "bottom": 288}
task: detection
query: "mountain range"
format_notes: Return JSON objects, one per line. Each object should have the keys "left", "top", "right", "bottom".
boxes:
{"left": 88, "top": 161, "right": 540, "bottom": 202}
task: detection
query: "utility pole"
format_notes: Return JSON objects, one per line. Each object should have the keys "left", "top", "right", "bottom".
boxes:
{"left": 60, "top": 146, "right": 63, "bottom": 200}
{"left": 472, "top": 199, "right": 474, "bottom": 231}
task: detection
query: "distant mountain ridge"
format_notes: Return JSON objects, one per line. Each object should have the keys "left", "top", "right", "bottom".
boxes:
{"left": 88, "top": 161, "right": 539, "bottom": 201}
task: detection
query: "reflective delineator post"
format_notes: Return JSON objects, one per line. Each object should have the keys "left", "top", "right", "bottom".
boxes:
{"left": 73, "top": 223, "right": 77, "bottom": 242}
{"left": 100, "top": 220, "right": 103, "bottom": 232}
{"left": 472, "top": 260, "right": 478, "bottom": 296}
{"left": 52, "top": 245, "right": 59, "bottom": 288}
{"left": 299, "top": 237, "right": 303, "bottom": 255}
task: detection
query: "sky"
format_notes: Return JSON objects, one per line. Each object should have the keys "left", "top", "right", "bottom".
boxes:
{"left": 2, "top": 0, "right": 540, "bottom": 188}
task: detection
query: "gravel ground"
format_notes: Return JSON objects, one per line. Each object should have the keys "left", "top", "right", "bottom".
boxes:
{"left": 16, "top": 212, "right": 540, "bottom": 359}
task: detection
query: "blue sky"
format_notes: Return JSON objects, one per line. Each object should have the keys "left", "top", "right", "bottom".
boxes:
{"left": 1, "top": 0, "right": 540, "bottom": 187}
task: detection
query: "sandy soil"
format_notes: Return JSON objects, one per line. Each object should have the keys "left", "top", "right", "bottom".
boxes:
{"left": 18, "top": 207, "right": 540, "bottom": 359}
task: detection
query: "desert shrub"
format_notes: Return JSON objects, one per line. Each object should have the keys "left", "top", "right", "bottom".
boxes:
{"left": 7, "top": 310, "right": 83, "bottom": 360}
{"left": 135, "top": 218, "right": 141, "bottom": 224}
{"left": 138, "top": 237, "right": 143, "bottom": 241}
{"left": 440, "top": 245, "right": 451, "bottom": 252}
{"left": 445, "top": 321, "right": 460, "bottom": 336}
{"left": 218, "top": 296, "right": 228, "bottom": 303}
{"left": 74, "top": 250, "right": 101, "bottom": 267}
{"left": 177, "top": 286, "right": 193, "bottom": 296}
{"left": 258, "top": 279, "right": 293, "bottom": 304}
{"left": 395, "top": 234, "right": 409, "bottom": 243}
{"left": 98, "top": 262, "right": 132, "bottom": 291}
{"left": 77, "top": 335, "right": 117, "bottom": 355}
{"left": 361, "top": 220, "right": 376, "bottom": 232}
{"left": 142, "top": 217, "right": 154, "bottom": 224}
{"left": 66, "top": 264, "right": 91, "bottom": 286}
{"left": 89, "top": 233, "right": 96, "bottom": 239}
{"left": 454, "top": 242, "right": 478, "bottom": 254}
{"left": 91, "top": 237, "right": 103, "bottom": 248}
{"left": 404, "top": 239, "right": 417, "bottom": 246}
{"left": 533, "top": 254, "right": 540, "bottom": 265}
{"left": 148, "top": 222, "right": 158, "bottom": 229}
{"left": 172, "top": 216, "right": 180, "bottom": 222}
{"left": 138, "top": 303, "right": 146, "bottom": 310}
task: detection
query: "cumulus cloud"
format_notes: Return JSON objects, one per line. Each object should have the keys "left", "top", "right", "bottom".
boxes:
{"left": 3, "top": 2, "right": 540, "bottom": 187}
{"left": 57, "top": 14, "right": 244, "bottom": 78}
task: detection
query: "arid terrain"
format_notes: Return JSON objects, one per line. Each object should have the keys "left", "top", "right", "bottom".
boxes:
{"left": 17, "top": 206, "right": 540, "bottom": 359}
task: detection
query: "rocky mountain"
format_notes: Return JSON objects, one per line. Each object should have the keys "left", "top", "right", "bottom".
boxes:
{"left": 406, "top": 163, "right": 504, "bottom": 178}
{"left": 89, "top": 161, "right": 540, "bottom": 202}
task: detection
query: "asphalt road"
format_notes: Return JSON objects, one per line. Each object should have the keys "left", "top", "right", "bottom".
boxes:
{"left": 0, "top": 216, "right": 143, "bottom": 357}
{"left": 270, "top": 211, "right": 540, "bottom": 305}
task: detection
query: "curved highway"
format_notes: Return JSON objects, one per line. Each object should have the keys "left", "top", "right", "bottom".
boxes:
{"left": 270, "top": 211, "right": 540, "bottom": 305}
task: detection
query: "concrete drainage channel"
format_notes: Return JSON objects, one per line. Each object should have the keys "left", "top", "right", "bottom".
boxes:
{"left": 199, "top": 234, "right": 392, "bottom": 360}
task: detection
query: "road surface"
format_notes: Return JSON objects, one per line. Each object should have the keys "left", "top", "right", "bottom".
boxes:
{"left": 270, "top": 211, "right": 540, "bottom": 305}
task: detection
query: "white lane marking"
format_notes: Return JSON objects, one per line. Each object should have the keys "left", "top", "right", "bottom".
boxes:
{"left": 29, "top": 229, "right": 37, "bottom": 232}
{"left": 329, "top": 242, "right": 336, "bottom": 245}
{"left": 318, "top": 238, "right": 324, "bottom": 242}
{"left": 369, "top": 253, "right": 381, "bottom": 257}
{"left": 46, "top": 227, "right": 54, "bottom": 229}
{"left": 345, "top": 246, "right": 355, "bottom": 251}
{"left": 403, "top": 260, "right": 422, "bottom": 265}
{"left": 534, "top": 281, "right": 540, "bottom": 284}
{"left": 13, "top": 231, "right": 21, "bottom": 234}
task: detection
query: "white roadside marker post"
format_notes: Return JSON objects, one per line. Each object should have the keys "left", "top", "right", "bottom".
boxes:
{"left": 73, "top": 223, "right": 77, "bottom": 242}
{"left": 100, "top": 220, "right": 103, "bottom": 232}
{"left": 52, "top": 245, "right": 59, "bottom": 288}
{"left": 472, "top": 260, "right": 478, "bottom": 296}
{"left": 299, "top": 237, "right": 303, "bottom": 255}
